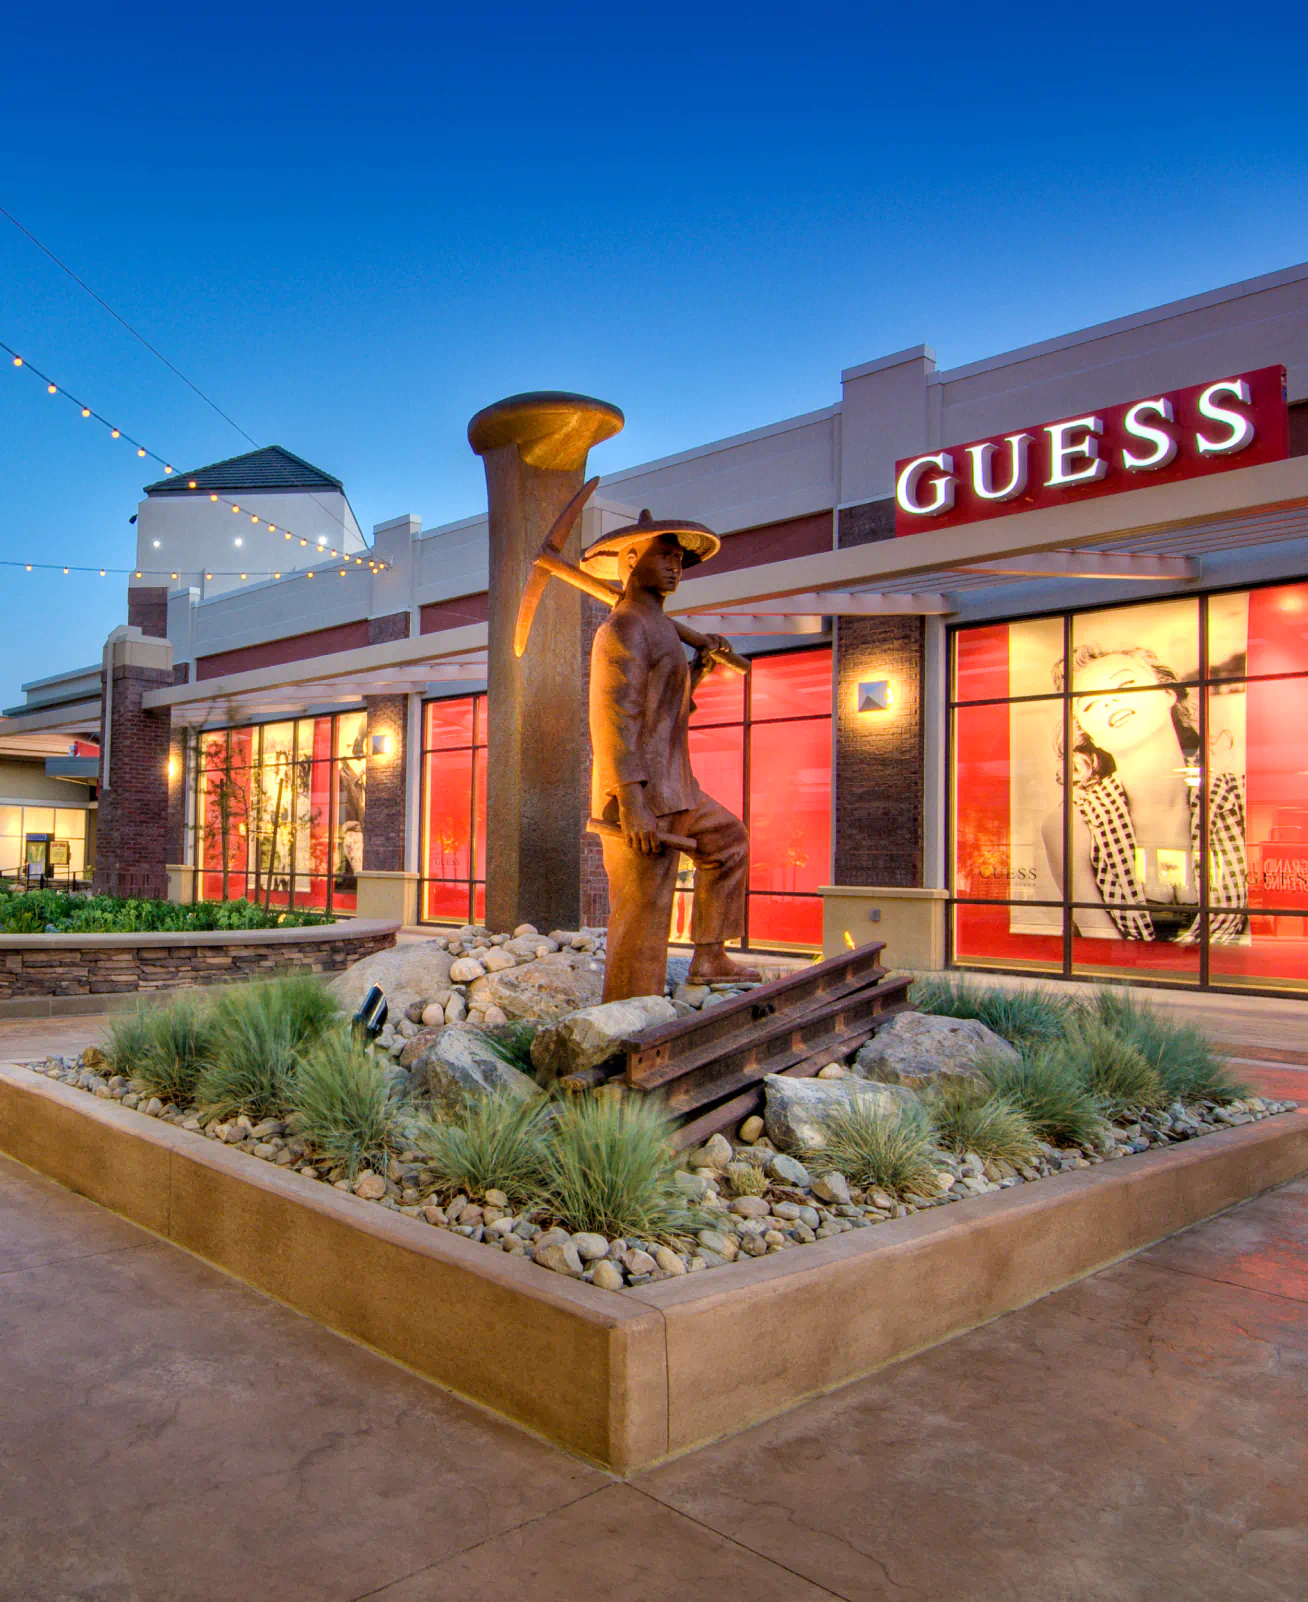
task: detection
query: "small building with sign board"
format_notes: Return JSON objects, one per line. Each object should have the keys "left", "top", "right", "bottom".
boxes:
{"left": 1, "top": 259, "right": 1306, "bottom": 996}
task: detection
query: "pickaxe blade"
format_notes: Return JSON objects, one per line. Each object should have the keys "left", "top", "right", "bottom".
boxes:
{"left": 513, "top": 476, "right": 600, "bottom": 659}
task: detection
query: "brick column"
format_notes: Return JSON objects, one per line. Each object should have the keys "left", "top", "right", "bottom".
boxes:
{"left": 834, "top": 501, "right": 925, "bottom": 888}
{"left": 94, "top": 626, "right": 175, "bottom": 900}
{"left": 363, "top": 695, "right": 407, "bottom": 873}
{"left": 127, "top": 585, "right": 169, "bottom": 639}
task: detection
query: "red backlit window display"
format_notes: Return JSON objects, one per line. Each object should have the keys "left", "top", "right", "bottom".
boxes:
{"left": 419, "top": 695, "right": 487, "bottom": 924}
{"left": 194, "top": 710, "right": 365, "bottom": 913}
{"left": 951, "top": 581, "right": 1308, "bottom": 994}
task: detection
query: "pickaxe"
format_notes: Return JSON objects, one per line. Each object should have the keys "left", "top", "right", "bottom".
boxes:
{"left": 513, "top": 477, "right": 751, "bottom": 676}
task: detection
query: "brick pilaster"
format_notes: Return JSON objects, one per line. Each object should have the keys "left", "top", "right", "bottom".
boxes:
{"left": 835, "top": 501, "right": 925, "bottom": 888}
{"left": 363, "top": 695, "right": 407, "bottom": 872}
{"left": 94, "top": 628, "right": 175, "bottom": 899}
{"left": 127, "top": 585, "right": 169, "bottom": 639}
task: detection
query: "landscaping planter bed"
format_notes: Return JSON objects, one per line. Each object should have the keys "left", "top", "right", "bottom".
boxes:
{"left": 3, "top": 1059, "right": 1304, "bottom": 1472}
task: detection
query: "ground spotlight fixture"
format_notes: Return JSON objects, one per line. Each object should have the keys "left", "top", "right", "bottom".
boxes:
{"left": 352, "top": 985, "right": 388, "bottom": 1040}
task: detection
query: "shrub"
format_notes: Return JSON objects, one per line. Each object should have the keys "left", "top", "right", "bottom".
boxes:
{"left": 124, "top": 994, "right": 216, "bottom": 1104}
{"left": 723, "top": 1159, "right": 768, "bottom": 1197}
{"left": 1090, "top": 989, "right": 1249, "bottom": 1105}
{"left": 291, "top": 1029, "right": 395, "bottom": 1178}
{"left": 537, "top": 1093, "right": 706, "bottom": 1240}
{"left": 978, "top": 1048, "right": 1106, "bottom": 1150}
{"left": 910, "top": 975, "right": 1072, "bottom": 1051}
{"left": 1060, "top": 1017, "right": 1165, "bottom": 1118}
{"left": 810, "top": 1097, "right": 940, "bottom": 1199}
{"left": 0, "top": 888, "right": 332, "bottom": 934}
{"left": 410, "top": 1091, "right": 547, "bottom": 1205}
{"left": 926, "top": 1081, "right": 1041, "bottom": 1166}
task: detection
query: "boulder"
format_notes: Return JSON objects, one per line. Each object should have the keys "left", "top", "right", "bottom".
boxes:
{"left": 530, "top": 995, "right": 676, "bottom": 1085}
{"left": 449, "top": 957, "right": 486, "bottom": 984}
{"left": 328, "top": 940, "right": 454, "bottom": 1022}
{"left": 466, "top": 957, "right": 604, "bottom": 1023}
{"left": 853, "top": 1011, "right": 1018, "bottom": 1090}
{"left": 398, "top": 1026, "right": 443, "bottom": 1068}
{"left": 763, "top": 1074, "right": 918, "bottom": 1154}
{"left": 407, "top": 1028, "right": 539, "bottom": 1113}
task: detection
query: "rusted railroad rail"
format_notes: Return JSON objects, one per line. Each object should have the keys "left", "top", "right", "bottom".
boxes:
{"left": 619, "top": 941, "right": 911, "bottom": 1148}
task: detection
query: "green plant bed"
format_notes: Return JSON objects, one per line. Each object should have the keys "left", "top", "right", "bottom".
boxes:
{"left": 0, "top": 888, "right": 333, "bottom": 935}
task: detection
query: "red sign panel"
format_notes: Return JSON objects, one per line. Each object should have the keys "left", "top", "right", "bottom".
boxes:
{"left": 893, "top": 365, "right": 1288, "bottom": 536}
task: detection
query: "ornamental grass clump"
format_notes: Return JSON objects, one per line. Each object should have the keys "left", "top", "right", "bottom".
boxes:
{"left": 411, "top": 1091, "right": 547, "bottom": 1206}
{"left": 723, "top": 1159, "right": 768, "bottom": 1197}
{"left": 926, "top": 1080, "right": 1041, "bottom": 1167}
{"left": 1060, "top": 1017, "right": 1165, "bottom": 1119}
{"left": 911, "top": 975, "right": 1072, "bottom": 1052}
{"left": 978, "top": 1047, "right": 1106, "bottom": 1150}
{"left": 117, "top": 993, "right": 216, "bottom": 1105}
{"left": 1090, "top": 989, "right": 1249, "bottom": 1105}
{"left": 538, "top": 1093, "right": 706, "bottom": 1241}
{"left": 290, "top": 1028, "right": 395, "bottom": 1178}
{"left": 811, "top": 1097, "right": 940, "bottom": 1199}
{"left": 196, "top": 994, "right": 301, "bottom": 1121}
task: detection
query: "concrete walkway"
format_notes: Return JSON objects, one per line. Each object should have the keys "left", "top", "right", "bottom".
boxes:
{"left": 2, "top": 1005, "right": 1305, "bottom": 1600}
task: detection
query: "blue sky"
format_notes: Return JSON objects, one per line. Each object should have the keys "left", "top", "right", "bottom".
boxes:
{"left": 2, "top": 0, "right": 1305, "bottom": 693}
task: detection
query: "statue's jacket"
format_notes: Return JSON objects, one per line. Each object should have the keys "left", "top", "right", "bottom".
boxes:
{"left": 589, "top": 602, "right": 701, "bottom": 822}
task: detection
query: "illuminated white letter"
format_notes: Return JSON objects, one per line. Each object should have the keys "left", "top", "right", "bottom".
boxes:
{"left": 1196, "top": 379, "right": 1255, "bottom": 456}
{"left": 966, "top": 433, "right": 1031, "bottom": 501}
{"left": 1121, "top": 398, "right": 1178, "bottom": 471}
{"left": 1045, "top": 417, "right": 1108, "bottom": 487}
{"left": 895, "top": 453, "right": 956, "bottom": 516}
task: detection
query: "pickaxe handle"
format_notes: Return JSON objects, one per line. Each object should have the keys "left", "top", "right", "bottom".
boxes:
{"left": 586, "top": 818, "right": 698, "bottom": 853}
{"left": 535, "top": 552, "right": 750, "bottom": 676}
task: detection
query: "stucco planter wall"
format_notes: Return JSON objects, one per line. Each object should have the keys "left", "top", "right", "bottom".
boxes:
{"left": 1, "top": 1063, "right": 1302, "bottom": 1472}
{"left": 0, "top": 919, "right": 399, "bottom": 1011}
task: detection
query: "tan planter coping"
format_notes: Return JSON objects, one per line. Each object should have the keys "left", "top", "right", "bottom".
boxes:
{"left": 819, "top": 885, "right": 950, "bottom": 900}
{"left": 1, "top": 1063, "right": 1303, "bottom": 1473}
{"left": 0, "top": 918, "right": 400, "bottom": 951}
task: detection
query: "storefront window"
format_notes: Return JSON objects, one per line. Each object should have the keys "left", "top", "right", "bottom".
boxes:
{"left": 195, "top": 711, "right": 365, "bottom": 911}
{"left": 419, "top": 694, "right": 487, "bottom": 924}
{"left": 416, "top": 651, "right": 833, "bottom": 949}
{"left": 951, "top": 581, "right": 1308, "bottom": 993}
{"left": 0, "top": 804, "right": 91, "bottom": 883}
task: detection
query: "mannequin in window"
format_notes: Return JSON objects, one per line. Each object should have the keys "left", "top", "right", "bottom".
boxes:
{"left": 1041, "top": 643, "right": 1245, "bottom": 942}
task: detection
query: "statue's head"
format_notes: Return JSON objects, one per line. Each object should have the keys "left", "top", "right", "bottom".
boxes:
{"left": 580, "top": 508, "right": 720, "bottom": 590}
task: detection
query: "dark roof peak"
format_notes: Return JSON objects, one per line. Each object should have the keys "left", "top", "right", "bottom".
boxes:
{"left": 144, "top": 445, "right": 343, "bottom": 496}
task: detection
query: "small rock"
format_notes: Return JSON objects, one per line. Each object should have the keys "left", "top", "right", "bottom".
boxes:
{"left": 484, "top": 1188, "right": 509, "bottom": 1208}
{"left": 673, "top": 1170, "right": 711, "bottom": 1201}
{"left": 484, "top": 949, "right": 517, "bottom": 973}
{"left": 673, "top": 983, "right": 711, "bottom": 1008}
{"left": 738, "top": 1115, "right": 765, "bottom": 1144}
{"left": 769, "top": 1153, "right": 811, "bottom": 1187}
{"left": 622, "top": 1247, "right": 657, "bottom": 1276}
{"left": 731, "top": 1195, "right": 770, "bottom": 1218}
{"left": 535, "top": 1241, "right": 585, "bottom": 1276}
{"left": 815, "top": 1063, "right": 847, "bottom": 1080}
{"left": 692, "top": 1132, "right": 734, "bottom": 1170}
{"left": 653, "top": 1246, "right": 687, "bottom": 1276}
{"left": 570, "top": 1232, "right": 610, "bottom": 1261}
{"left": 512, "top": 923, "right": 539, "bottom": 938}
{"left": 448, "top": 957, "right": 486, "bottom": 984}
{"left": 696, "top": 1229, "right": 732, "bottom": 1255}
{"left": 421, "top": 1002, "right": 446, "bottom": 1027}
{"left": 354, "top": 1172, "right": 387, "bottom": 1200}
{"left": 252, "top": 1142, "right": 279, "bottom": 1160}
{"left": 812, "top": 1171, "right": 851, "bottom": 1206}
{"left": 590, "top": 1259, "right": 625, "bottom": 1291}
{"left": 142, "top": 1097, "right": 163, "bottom": 1118}
{"left": 482, "top": 1005, "right": 509, "bottom": 1027}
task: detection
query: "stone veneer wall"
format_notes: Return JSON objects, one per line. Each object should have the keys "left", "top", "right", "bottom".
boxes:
{"left": 835, "top": 499, "right": 925, "bottom": 888}
{"left": 0, "top": 925, "right": 396, "bottom": 1001}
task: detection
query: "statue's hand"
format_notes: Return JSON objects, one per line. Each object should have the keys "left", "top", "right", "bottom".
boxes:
{"left": 617, "top": 785, "right": 662, "bottom": 855}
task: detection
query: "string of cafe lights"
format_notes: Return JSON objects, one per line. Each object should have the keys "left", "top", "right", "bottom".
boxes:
{"left": 0, "top": 337, "right": 388, "bottom": 582}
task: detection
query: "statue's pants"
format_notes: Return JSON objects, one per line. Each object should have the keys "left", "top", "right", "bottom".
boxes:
{"left": 600, "top": 793, "right": 748, "bottom": 1002}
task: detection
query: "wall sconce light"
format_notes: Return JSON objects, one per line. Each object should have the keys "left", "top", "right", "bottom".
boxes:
{"left": 166, "top": 755, "right": 178, "bottom": 781}
{"left": 858, "top": 680, "right": 893, "bottom": 712}
{"left": 370, "top": 733, "right": 392, "bottom": 757}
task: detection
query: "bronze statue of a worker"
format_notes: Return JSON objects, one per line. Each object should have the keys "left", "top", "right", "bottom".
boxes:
{"left": 582, "top": 510, "right": 761, "bottom": 1002}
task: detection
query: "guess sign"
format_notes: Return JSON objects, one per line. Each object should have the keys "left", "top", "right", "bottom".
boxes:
{"left": 894, "top": 365, "right": 1288, "bottom": 535}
